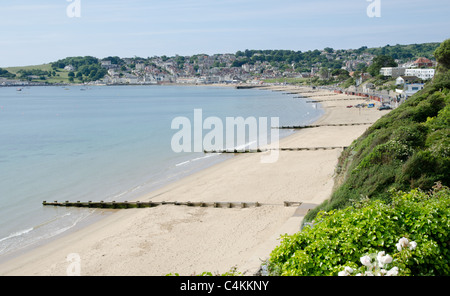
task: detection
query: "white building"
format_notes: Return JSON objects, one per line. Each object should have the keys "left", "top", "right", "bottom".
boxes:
{"left": 135, "top": 63, "right": 145, "bottom": 71}
{"left": 176, "top": 77, "right": 198, "bottom": 84}
{"left": 379, "top": 67, "right": 406, "bottom": 78}
{"left": 396, "top": 76, "right": 420, "bottom": 85}
{"left": 101, "top": 60, "right": 118, "bottom": 70}
{"left": 404, "top": 68, "right": 435, "bottom": 80}
{"left": 404, "top": 83, "right": 425, "bottom": 96}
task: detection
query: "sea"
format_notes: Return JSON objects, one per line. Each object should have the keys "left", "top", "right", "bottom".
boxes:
{"left": 0, "top": 84, "right": 323, "bottom": 261}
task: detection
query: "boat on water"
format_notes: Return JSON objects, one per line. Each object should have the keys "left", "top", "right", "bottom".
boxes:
{"left": 16, "top": 88, "right": 22, "bottom": 91}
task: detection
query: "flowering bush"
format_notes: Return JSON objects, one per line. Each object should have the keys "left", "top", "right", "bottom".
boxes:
{"left": 268, "top": 186, "right": 449, "bottom": 276}
{"left": 338, "top": 237, "right": 417, "bottom": 276}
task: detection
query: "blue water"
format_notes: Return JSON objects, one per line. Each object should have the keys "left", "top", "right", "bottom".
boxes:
{"left": 0, "top": 85, "right": 323, "bottom": 258}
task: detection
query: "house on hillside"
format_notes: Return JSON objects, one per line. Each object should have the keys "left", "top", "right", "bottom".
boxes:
{"left": 412, "top": 57, "right": 433, "bottom": 68}
{"left": 101, "top": 60, "right": 111, "bottom": 67}
{"left": 135, "top": 63, "right": 145, "bottom": 71}
{"left": 396, "top": 76, "right": 420, "bottom": 85}
{"left": 403, "top": 83, "right": 425, "bottom": 96}
{"left": 101, "top": 60, "right": 119, "bottom": 70}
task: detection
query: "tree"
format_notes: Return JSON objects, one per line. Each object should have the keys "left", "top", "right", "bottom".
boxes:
{"left": 434, "top": 39, "right": 450, "bottom": 72}
{"left": 0, "top": 68, "right": 15, "bottom": 79}
{"left": 356, "top": 63, "right": 367, "bottom": 72}
{"left": 324, "top": 47, "right": 334, "bottom": 53}
{"left": 367, "top": 55, "right": 398, "bottom": 76}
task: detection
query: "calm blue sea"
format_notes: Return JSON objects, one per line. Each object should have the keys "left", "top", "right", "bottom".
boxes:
{"left": 0, "top": 85, "right": 323, "bottom": 259}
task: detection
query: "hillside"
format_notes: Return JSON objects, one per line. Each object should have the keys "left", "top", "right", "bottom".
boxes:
{"left": 4, "top": 63, "right": 72, "bottom": 84}
{"left": 304, "top": 40, "right": 450, "bottom": 221}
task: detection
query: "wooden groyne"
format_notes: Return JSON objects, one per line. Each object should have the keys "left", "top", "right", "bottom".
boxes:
{"left": 235, "top": 85, "right": 265, "bottom": 89}
{"left": 294, "top": 93, "right": 339, "bottom": 98}
{"left": 275, "top": 122, "right": 374, "bottom": 129}
{"left": 204, "top": 149, "right": 267, "bottom": 153}
{"left": 203, "top": 146, "right": 347, "bottom": 153}
{"left": 43, "top": 200, "right": 303, "bottom": 209}
{"left": 301, "top": 97, "right": 370, "bottom": 102}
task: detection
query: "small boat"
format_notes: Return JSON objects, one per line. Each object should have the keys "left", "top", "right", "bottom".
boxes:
{"left": 16, "top": 88, "right": 22, "bottom": 91}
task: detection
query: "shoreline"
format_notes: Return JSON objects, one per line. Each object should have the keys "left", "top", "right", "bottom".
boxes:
{"left": 0, "top": 82, "right": 295, "bottom": 264}
{"left": 0, "top": 86, "right": 389, "bottom": 276}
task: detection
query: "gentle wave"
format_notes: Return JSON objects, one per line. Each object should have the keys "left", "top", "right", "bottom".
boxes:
{"left": 0, "top": 228, "right": 34, "bottom": 243}
{"left": 33, "top": 212, "right": 72, "bottom": 230}
{"left": 174, "top": 140, "right": 258, "bottom": 167}
{"left": 175, "top": 153, "right": 220, "bottom": 167}
{"left": 0, "top": 211, "right": 92, "bottom": 256}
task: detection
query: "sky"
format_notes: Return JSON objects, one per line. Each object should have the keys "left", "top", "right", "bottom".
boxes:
{"left": 0, "top": 0, "right": 449, "bottom": 67}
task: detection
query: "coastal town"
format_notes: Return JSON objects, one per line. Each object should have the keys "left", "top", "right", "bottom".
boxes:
{"left": 0, "top": 43, "right": 439, "bottom": 104}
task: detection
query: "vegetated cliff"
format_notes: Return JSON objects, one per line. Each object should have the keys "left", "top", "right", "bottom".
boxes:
{"left": 304, "top": 39, "right": 450, "bottom": 222}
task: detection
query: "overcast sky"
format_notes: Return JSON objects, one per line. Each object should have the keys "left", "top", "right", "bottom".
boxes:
{"left": 0, "top": 0, "right": 449, "bottom": 67}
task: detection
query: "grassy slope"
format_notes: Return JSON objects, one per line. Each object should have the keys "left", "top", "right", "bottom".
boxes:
{"left": 5, "top": 64, "right": 71, "bottom": 83}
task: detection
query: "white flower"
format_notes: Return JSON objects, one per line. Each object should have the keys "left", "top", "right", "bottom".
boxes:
{"left": 338, "top": 266, "right": 354, "bottom": 276}
{"left": 380, "top": 254, "right": 393, "bottom": 265}
{"left": 386, "top": 267, "right": 399, "bottom": 276}
{"left": 360, "top": 255, "right": 372, "bottom": 267}
{"left": 396, "top": 242, "right": 402, "bottom": 252}
{"left": 355, "top": 273, "right": 362, "bottom": 276}
{"left": 377, "top": 251, "right": 391, "bottom": 267}
{"left": 398, "top": 237, "right": 409, "bottom": 248}
{"left": 409, "top": 241, "right": 417, "bottom": 250}
{"left": 365, "top": 271, "right": 374, "bottom": 276}
{"left": 376, "top": 251, "right": 385, "bottom": 262}
{"left": 380, "top": 269, "right": 387, "bottom": 275}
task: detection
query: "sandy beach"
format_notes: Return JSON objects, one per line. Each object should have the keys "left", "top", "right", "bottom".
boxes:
{"left": 0, "top": 86, "right": 390, "bottom": 276}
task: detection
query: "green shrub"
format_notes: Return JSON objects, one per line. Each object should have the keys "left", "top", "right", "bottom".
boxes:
{"left": 390, "top": 123, "right": 428, "bottom": 148}
{"left": 269, "top": 186, "right": 450, "bottom": 276}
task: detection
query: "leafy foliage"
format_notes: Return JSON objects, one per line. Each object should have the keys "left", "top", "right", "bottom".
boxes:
{"left": 51, "top": 56, "right": 100, "bottom": 70}
{"left": 434, "top": 39, "right": 450, "bottom": 71}
{"left": 50, "top": 56, "right": 107, "bottom": 82}
{"left": 268, "top": 186, "right": 450, "bottom": 276}
{"left": 365, "top": 43, "right": 440, "bottom": 61}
